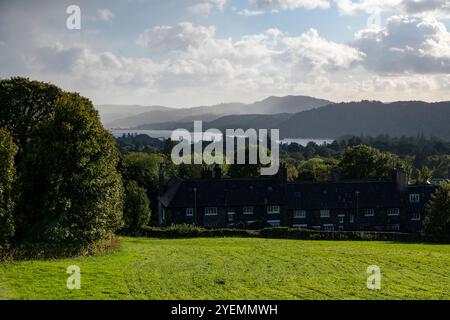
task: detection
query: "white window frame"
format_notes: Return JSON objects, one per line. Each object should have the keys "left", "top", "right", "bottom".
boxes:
{"left": 323, "top": 224, "right": 334, "bottom": 231}
{"left": 267, "top": 205, "right": 280, "bottom": 214}
{"left": 186, "top": 208, "right": 194, "bottom": 217}
{"left": 204, "top": 207, "right": 218, "bottom": 216}
{"left": 411, "top": 212, "right": 421, "bottom": 221}
{"left": 320, "top": 209, "right": 330, "bottom": 218}
{"left": 409, "top": 194, "right": 420, "bottom": 203}
{"left": 390, "top": 224, "right": 400, "bottom": 231}
{"left": 243, "top": 206, "right": 253, "bottom": 215}
{"left": 267, "top": 220, "right": 280, "bottom": 226}
{"left": 293, "top": 224, "right": 308, "bottom": 228}
{"left": 338, "top": 214, "right": 345, "bottom": 224}
{"left": 387, "top": 208, "right": 400, "bottom": 216}
{"left": 350, "top": 214, "right": 355, "bottom": 223}
{"left": 364, "top": 209, "right": 375, "bottom": 217}
{"left": 293, "top": 210, "right": 306, "bottom": 219}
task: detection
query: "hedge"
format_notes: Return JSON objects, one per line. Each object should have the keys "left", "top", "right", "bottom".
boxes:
{"left": 140, "top": 225, "right": 444, "bottom": 243}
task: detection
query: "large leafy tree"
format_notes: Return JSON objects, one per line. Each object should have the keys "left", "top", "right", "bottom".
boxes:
{"left": 339, "top": 145, "right": 405, "bottom": 180}
{"left": 0, "top": 78, "right": 124, "bottom": 245}
{"left": 0, "top": 128, "right": 17, "bottom": 246}
{"left": 424, "top": 182, "right": 450, "bottom": 239}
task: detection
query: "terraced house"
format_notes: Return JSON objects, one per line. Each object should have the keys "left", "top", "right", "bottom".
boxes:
{"left": 157, "top": 165, "right": 436, "bottom": 233}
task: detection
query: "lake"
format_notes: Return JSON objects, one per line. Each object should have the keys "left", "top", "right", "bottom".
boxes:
{"left": 110, "top": 129, "right": 333, "bottom": 146}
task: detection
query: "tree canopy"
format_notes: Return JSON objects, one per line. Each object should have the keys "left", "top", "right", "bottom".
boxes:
{"left": 0, "top": 128, "right": 17, "bottom": 246}
{"left": 0, "top": 77, "right": 124, "bottom": 245}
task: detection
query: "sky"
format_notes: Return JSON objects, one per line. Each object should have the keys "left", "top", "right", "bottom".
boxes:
{"left": 1, "top": 0, "right": 450, "bottom": 107}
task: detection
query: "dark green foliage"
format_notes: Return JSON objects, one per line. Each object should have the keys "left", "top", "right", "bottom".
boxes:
{"left": 0, "top": 78, "right": 124, "bottom": 246}
{"left": 0, "top": 128, "right": 17, "bottom": 246}
{"left": 120, "top": 152, "right": 175, "bottom": 223}
{"left": 123, "top": 180, "right": 151, "bottom": 231}
{"left": 424, "top": 182, "right": 450, "bottom": 239}
{"left": 296, "top": 158, "right": 337, "bottom": 182}
{"left": 140, "top": 225, "right": 425, "bottom": 242}
{"left": 339, "top": 145, "right": 394, "bottom": 180}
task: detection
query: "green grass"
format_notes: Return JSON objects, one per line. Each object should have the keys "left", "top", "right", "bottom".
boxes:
{"left": 0, "top": 237, "right": 449, "bottom": 300}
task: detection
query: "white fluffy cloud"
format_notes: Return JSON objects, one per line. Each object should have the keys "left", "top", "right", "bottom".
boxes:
{"left": 188, "top": 0, "right": 227, "bottom": 15}
{"left": 249, "top": 0, "right": 331, "bottom": 10}
{"left": 354, "top": 15, "right": 450, "bottom": 73}
{"left": 237, "top": 9, "right": 266, "bottom": 16}
{"left": 335, "top": 0, "right": 450, "bottom": 17}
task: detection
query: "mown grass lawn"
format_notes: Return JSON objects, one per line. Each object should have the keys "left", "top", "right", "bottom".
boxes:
{"left": 0, "top": 237, "right": 448, "bottom": 300}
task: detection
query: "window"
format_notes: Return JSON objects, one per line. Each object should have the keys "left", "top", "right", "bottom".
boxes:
{"left": 267, "top": 186, "right": 273, "bottom": 192}
{"left": 293, "top": 210, "right": 306, "bottom": 219}
{"left": 267, "top": 220, "right": 280, "bottom": 226}
{"left": 387, "top": 208, "right": 400, "bottom": 216}
{"left": 204, "top": 207, "right": 218, "bottom": 216}
{"left": 267, "top": 205, "right": 280, "bottom": 214}
{"left": 338, "top": 214, "right": 345, "bottom": 224}
{"left": 350, "top": 214, "right": 355, "bottom": 223}
{"left": 294, "top": 192, "right": 301, "bottom": 198}
{"left": 389, "top": 224, "right": 400, "bottom": 231}
{"left": 364, "top": 209, "right": 375, "bottom": 217}
{"left": 293, "top": 224, "right": 308, "bottom": 228}
{"left": 186, "top": 208, "right": 193, "bottom": 217}
{"left": 227, "top": 211, "right": 236, "bottom": 222}
{"left": 409, "top": 194, "right": 420, "bottom": 203}
{"left": 320, "top": 210, "right": 330, "bottom": 218}
{"left": 243, "top": 206, "right": 253, "bottom": 215}
{"left": 323, "top": 224, "right": 334, "bottom": 231}
{"left": 411, "top": 212, "right": 421, "bottom": 221}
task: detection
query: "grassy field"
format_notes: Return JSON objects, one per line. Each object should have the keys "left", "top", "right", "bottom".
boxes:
{"left": 0, "top": 237, "right": 449, "bottom": 300}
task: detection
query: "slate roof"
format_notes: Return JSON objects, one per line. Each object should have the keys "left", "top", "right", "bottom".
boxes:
{"left": 159, "top": 176, "right": 286, "bottom": 208}
{"left": 287, "top": 181, "right": 404, "bottom": 210}
{"left": 159, "top": 175, "right": 426, "bottom": 210}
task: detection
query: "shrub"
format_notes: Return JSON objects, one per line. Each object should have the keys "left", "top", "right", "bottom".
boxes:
{"left": 123, "top": 180, "right": 151, "bottom": 232}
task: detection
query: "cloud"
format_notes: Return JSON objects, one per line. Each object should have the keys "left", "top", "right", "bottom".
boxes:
{"left": 249, "top": 0, "right": 331, "bottom": 10}
{"left": 335, "top": 0, "right": 450, "bottom": 17}
{"left": 237, "top": 9, "right": 266, "bottom": 16}
{"left": 354, "top": 15, "right": 450, "bottom": 73}
{"left": 96, "top": 9, "right": 114, "bottom": 21}
{"left": 188, "top": 0, "right": 227, "bottom": 15}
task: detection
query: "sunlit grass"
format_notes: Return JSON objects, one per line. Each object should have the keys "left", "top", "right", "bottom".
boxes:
{"left": 0, "top": 237, "right": 448, "bottom": 300}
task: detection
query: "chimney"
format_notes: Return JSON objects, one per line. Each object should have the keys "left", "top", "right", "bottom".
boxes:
{"left": 158, "top": 163, "right": 165, "bottom": 194}
{"left": 214, "top": 164, "right": 222, "bottom": 179}
{"left": 391, "top": 168, "right": 407, "bottom": 191}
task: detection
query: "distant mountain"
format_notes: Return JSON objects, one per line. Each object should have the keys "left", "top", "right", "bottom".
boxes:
{"left": 132, "top": 100, "right": 450, "bottom": 140}
{"left": 280, "top": 101, "right": 450, "bottom": 139}
{"left": 96, "top": 105, "right": 171, "bottom": 124}
{"left": 100, "top": 95, "right": 331, "bottom": 129}
{"left": 135, "top": 113, "right": 292, "bottom": 131}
